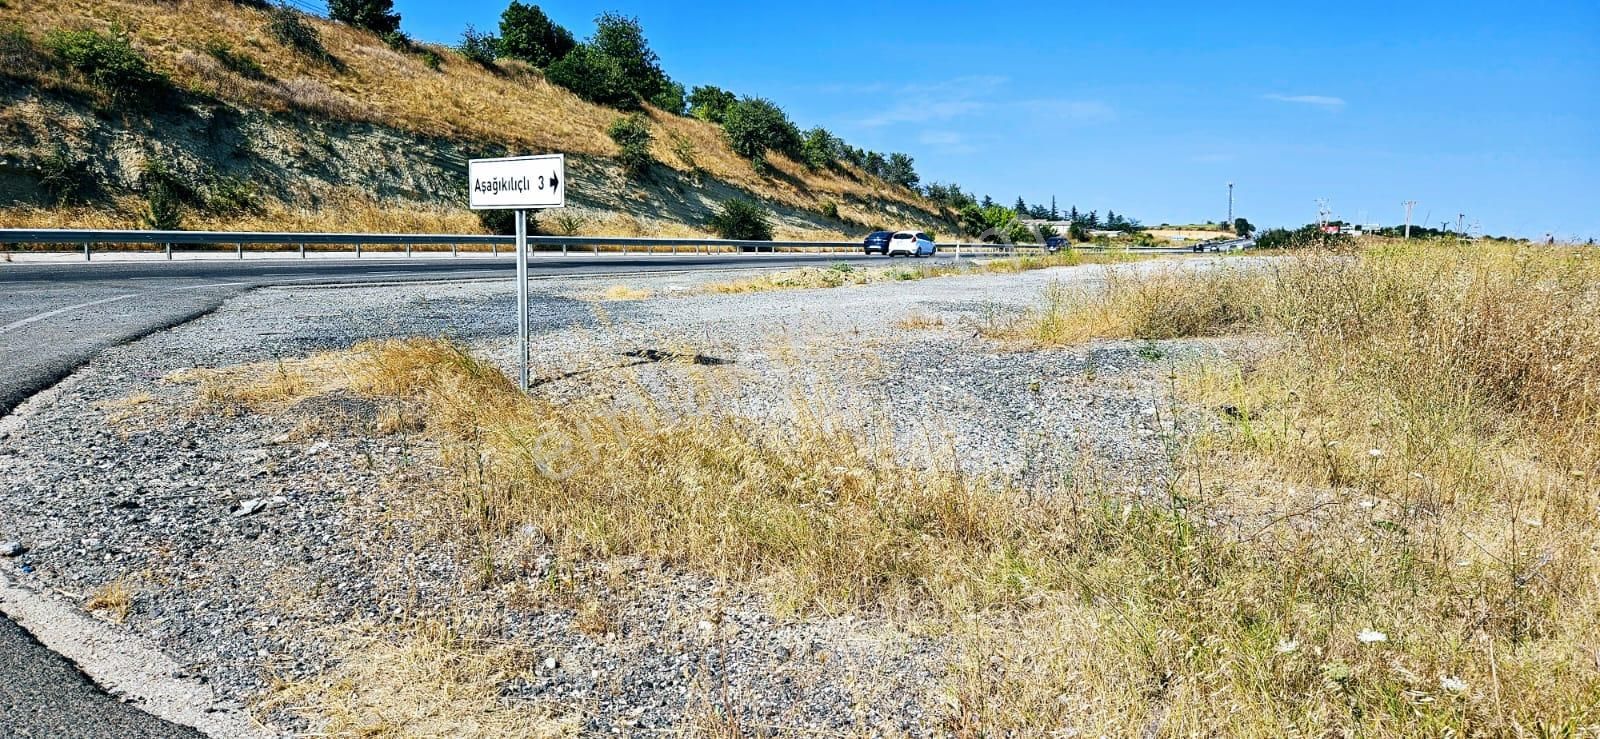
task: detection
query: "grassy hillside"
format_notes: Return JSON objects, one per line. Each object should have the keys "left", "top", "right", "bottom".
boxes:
{"left": 0, "top": 0, "right": 945, "bottom": 237}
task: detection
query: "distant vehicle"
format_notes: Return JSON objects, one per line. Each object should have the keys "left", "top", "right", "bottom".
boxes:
{"left": 1044, "top": 236, "right": 1070, "bottom": 252}
{"left": 862, "top": 231, "right": 894, "bottom": 255}
{"left": 886, "top": 231, "right": 936, "bottom": 257}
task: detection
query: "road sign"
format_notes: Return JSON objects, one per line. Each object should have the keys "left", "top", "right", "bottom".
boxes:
{"left": 468, "top": 154, "right": 565, "bottom": 210}
{"left": 467, "top": 154, "right": 566, "bottom": 392}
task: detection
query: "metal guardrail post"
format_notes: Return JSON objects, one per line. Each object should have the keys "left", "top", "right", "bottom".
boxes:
{"left": 300, "top": 243, "right": 306, "bottom": 258}
{"left": 236, "top": 242, "right": 243, "bottom": 259}
{"left": 406, "top": 243, "right": 412, "bottom": 257}
{"left": 451, "top": 243, "right": 458, "bottom": 257}
{"left": 621, "top": 242, "right": 627, "bottom": 255}
{"left": 84, "top": 243, "right": 91, "bottom": 261}
{"left": 491, "top": 242, "right": 497, "bottom": 257}
{"left": 561, "top": 243, "right": 568, "bottom": 256}
{"left": 592, "top": 242, "right": 598, "bottom": 255}
{"left": 355, "top": 243, "right": 362, "bottom": 258}
{"left": 165, "top": 243, "right": 172, "bottom": 260}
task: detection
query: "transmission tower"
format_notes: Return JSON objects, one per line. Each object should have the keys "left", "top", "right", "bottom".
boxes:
{"left": 1402, "top": 200, "right": 1417, "bottom": 239}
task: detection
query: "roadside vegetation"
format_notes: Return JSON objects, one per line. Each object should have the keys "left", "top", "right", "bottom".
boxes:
{"left": 187, "top": 240, "right": 1600, "bottom": 734}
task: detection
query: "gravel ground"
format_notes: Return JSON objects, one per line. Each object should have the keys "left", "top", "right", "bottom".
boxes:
{"left": 0, "top": 258, "right": 1250, "bottom": 735}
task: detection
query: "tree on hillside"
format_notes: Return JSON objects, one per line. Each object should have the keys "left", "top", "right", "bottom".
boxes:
{"left": 1233, "top": 217, "right": 1254, "bottom": 236}
{"left": 688, "top": 85, "right": 737, "bottom": 122}
{"left": 862, "top": 151, "right": 887, "bottom": 179}
{"left": 801, "top": 127, "right": 842, "bottom": 170}
{"left": 1086, "top": 210, "right": 1099, "bottom": 228}
{"left": 497, "top": 1, "right": 574, "bottom": 67}
{"left": 981, "top": 195, "right": 994, "bottom": 209}
{"left": 1014, "top": 196, "right": 1027, "bottom": 216}
{"left": 329, "top": 0, "right": 400, "bottom": 36}
{"left": 1106, "top": 210, "right": 1118, "bottom": 228}
{"left": 884, "top": 153, "right": 918, "bottom": 189}
{"left": 721, "top": 96, "right": 802, "bottom": 162}
{"left": 1068, "top": 205, "right": 1079, "bottom": 223}
{"left": 592, "top": 13, "right": 672, "bottom": 104}
{"left": 456, "top": 25, "right": 499, "bottom": 65}
{"left": 545, "top": 44, "right": 635, "bottom": 107}
{"left": 1049, "top": 196, "right": 1059, "bottom": 221}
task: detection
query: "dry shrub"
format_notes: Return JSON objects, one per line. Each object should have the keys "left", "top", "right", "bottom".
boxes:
{"left": 85, "top": 580, "right": 132, "bottom": 622}
{"left": 599, "top": 284, "right": 651, "bottom": 301}
{"left": 264, "top": 620, "right": 575, "bottom": 737}
{"left": 984, "top": 263, "right": 1269, "bottom": 345}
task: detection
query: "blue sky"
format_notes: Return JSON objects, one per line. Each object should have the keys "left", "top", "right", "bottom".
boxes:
{"left": 385, "top": 0, "right": 1598, "bottom": 237}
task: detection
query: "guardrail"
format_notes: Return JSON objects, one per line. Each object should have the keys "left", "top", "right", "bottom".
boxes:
{"left": 0, "top": 228, "right": 1189, "bottom": 261}
{"left": 0, "top": 228, "right": 962, "bottom": 260}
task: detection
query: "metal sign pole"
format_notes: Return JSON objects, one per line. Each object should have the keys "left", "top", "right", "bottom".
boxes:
{"left": 515, "top": 209, "right": 530, "bottom": 392}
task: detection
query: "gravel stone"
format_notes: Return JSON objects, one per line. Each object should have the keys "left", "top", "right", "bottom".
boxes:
{"left": 0, "top": 257, "right": 1252, "bottom": 733}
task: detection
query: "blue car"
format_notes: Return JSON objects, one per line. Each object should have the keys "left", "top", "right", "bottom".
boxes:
{"left": 862, "top": 230, "right": 893, "bottom": 255}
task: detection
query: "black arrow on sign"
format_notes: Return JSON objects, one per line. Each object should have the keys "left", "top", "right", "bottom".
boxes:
{"left": 550, "top": 172, "right": 560, "bottom": 190}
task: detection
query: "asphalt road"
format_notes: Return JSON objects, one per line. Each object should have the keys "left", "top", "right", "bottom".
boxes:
{"left": 0, "top": 250, "right": 886, "bottom": 736}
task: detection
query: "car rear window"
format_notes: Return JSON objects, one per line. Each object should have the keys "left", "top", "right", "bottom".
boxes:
{"left": 893, "top": 232, "right": 913, "bottom": 238}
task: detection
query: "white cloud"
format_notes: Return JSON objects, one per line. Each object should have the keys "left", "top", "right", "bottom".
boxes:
{"left": 1264, "top": 94, "right": 1346, "bottom": 108}
{"left": 855, "top": 75, "right": 1009, "bottom": 127}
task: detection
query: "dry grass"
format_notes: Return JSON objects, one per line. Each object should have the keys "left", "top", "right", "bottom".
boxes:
{"left": 263, "top": 620, "right": 576, "bottom": 738}
{"left": 1, "top": 0, "right": 936, "bottom": 222}
{"left": 955, "top": 243, "right": 1600, "bottom": 734}
{"left": 204, "top": 242, "right": 1600, "bottom": 734}
{"left": 85, "top": 580, "right": 132, "bottom": 622}
{"left": 981, "top": 264, "right": 1269, "bottom": 345}
{"left": 598, "top": 284, "right": 652, "bottom": 301}
{"left": 894, "top": 312, "right": 945, "bottom": 330}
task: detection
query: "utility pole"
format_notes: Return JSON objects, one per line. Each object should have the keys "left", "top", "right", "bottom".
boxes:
{"left": 1227, "top": 182, "right": 1234, "bottom": 226}
{"left": 1456, "top": 213, "right": 1466, "bottom": 235}
{"left": 1402, "top": 200, "right": 1417, "bottom": 239}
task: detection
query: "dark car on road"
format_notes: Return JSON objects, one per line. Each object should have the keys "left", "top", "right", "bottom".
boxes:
{"left": 863, "top": 230, "right": 893, "bottom": 255}
{"left": 1045, "top": 236, "right": 1070, "bottom": 253}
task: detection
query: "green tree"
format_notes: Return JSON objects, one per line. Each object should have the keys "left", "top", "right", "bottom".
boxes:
{"left": 687, "top": 85, "right": 737, "bottom": 123}
{"left": 1233, "top": 217, "right": 1254, "bottom": 236}
{"left": 862, "top": 151, "right": 887, "bottom": 178}
{"left": 1014, "top": 196, "right": 1027, "bottom": 216}
{"left": 456, "top": 25, "right": 498, "bottom": 66}
{"left": 884, "top": 153, "right": 918, "bottom": 189}
{"left": 1049, "top": 196, "right": 1059, "bottom": 221}
{"left": 800, "top": 127, "right": 840, "bottom": 170}
{"left": 591, "top": 13, "right": 671, "bottom": 103}
{"left": 545, "top": 44, "right": 635, "bottom": 107}
{"left": 328, "top": 0, "right": 400, "bottom": 36}
{"left": 721, "top": 96, "right": 801, "bottom": 162}
{"left": 650, "top": 80, "right": 686, "bottom": 114}
{"left": 496, "top": 1, "right": 573, "bottom": 66}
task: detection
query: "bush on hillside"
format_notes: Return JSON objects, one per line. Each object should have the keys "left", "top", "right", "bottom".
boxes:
{"left": 456, "top": 25, "right": 498, "bottom": 66}
{"left": 1256, "top": 224, "right": 1353, "bottom": 250}
{"left": 203, "top": 39, "right": 269, "bottom": 81}
{"left": 140, "top": 162, "right": 184, "bottom": 230}
{"left": 687, "top": 85, "right": 736, "bottom": 123}
{"left": 800, "top": 127, "right": 841, "bottom": 170}
{"left": 721, "top": 97, "right": 802, "bottom": 163}
{"left": 328, "top": 0, "right": 401, "bottom": 36}
{"left": 545, "top": 44, "right": 635, "bottom": 108}
{"left": 607, "top": 114, "right": 654, "bottom": 178}
{"left": 44, "top": 27, "right": 166, "bottom": 104}
{"left": 477, "top": 209, "right": 520, "bottom": 236}
{"left": 496, "top": 1, "right": 573, "bottom": 67}
{"left": 37, "top": 147, "right": 88, "bottom": 206}
{"left": 709, "top": 199, "right": 773, "bottom": 241}
{"left": 267, "top": 6, "right": 333, "bottom": 64}
{"left": 650, "top": 80, "right": 685, "bottom": 115}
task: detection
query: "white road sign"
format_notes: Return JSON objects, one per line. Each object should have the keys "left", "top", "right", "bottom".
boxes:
{"left": 468, "top": 154, "right": 565, "bottom": 210}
